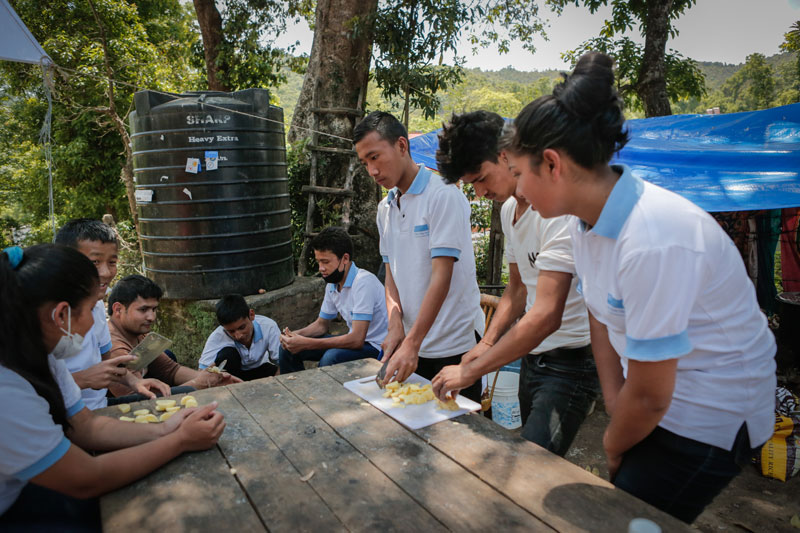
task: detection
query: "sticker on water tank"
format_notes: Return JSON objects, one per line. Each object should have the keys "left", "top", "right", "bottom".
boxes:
{"left": 182, "top": 188, "right": 193, "bottom": 200}
{"left": 185, "top": 157, "right": 201, "bottom": 174}
{"left": 205, "top": 151, "right": 218, "bottom": 171}
{"left": 135, "top": 189, "right": 154, "bottom": 204}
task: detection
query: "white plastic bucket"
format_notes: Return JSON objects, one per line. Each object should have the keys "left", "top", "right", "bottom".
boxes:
{"left": 487, "top": 371, "right": 521, "bottom": 429}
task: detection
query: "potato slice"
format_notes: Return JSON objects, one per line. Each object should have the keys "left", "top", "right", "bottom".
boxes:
{"left": 133, "top": 409, "right": 150, "bottom": 416}
{"left": 134, "top": 415, "right": 150, "bottom": 424}
{"left": 159, "top": 412, "right": 173, "bottom": 422}
{"left": 436, "top": 399, "right": 460, "bottom": 411}
{"left": 143, "top": 414, "right": 158, "bottom": 423}
{"left": 119, "top": 416, "right": 135, "bottom": 422}
{"left": 183, "top": 398, "right": 198, "bottom": 408}
{"left": 117, "top": 404, "right": 131, "bottom": 414}
{"left": 180, "top": 395, "right": 196, "bottom": 406}
{"left": 156, "top": 399, "right": 176, "bottom": 408}
{"left": 166, "top": 406, "right": 181, "bottom": 413}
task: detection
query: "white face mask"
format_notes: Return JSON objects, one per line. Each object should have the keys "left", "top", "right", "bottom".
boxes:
{"left": 51, "top": 306, "right": 85, "bottom": 360}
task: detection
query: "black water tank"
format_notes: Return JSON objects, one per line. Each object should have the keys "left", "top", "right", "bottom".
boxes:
{"left": 130, "top": 89, "right": 294, "bottom": 299}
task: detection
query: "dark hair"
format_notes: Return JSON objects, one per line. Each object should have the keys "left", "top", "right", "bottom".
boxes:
{"left": 215, "top": 294, "right": 250, "bottom": 326}
{"left": 311, "top": 226, "right": 353, "bottom": 260}
{"left": 1, "top": 244, "right": 99, "bottom": 430}
{"left": 55, "top": 218, "right": 117, "bottom": 249}
{"left": 107, "top": 274, "right": 163, "bottom": 315}
{"left": 436, "top": 111, "right": 506, "bottom": 184}
{"left": 512, "top": 52, "right": 629, "bottom": 169}
{"left": 353, "top": 111, "right": 408, "bottom": 146}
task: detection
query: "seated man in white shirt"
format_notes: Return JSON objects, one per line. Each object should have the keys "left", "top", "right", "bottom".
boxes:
{"left": 199, "top": 294, "right": 281, "bottom": 381}
{"left": 431, "top": 112, "right": 599, "bottom": 456}
{"left": 278, "top": 227, "right": 388, "bottom": 373}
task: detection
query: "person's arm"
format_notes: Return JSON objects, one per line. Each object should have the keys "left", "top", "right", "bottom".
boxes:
{"left": 381, "top": 263, "right": 405, "bottom": 359}
{"left": 384, "top": 256, "right": 454, "bottom": 383}
{"left": 603, "top": 358, "right": 677, "bottom": 479}
{"left": 285, "top": 317, "right": 330, "bottom": 340}
{"left": 462, "top": 262, "right": 527, "bottom": 366}
{"left": 432, "top": 269, "right": 571, "bottom": 400}
{"left": 30, "top": 403, "right": 225, "bottom": 499}
{"left": 70, "top": 354, "right": 136, "bottom": 390}
{"left": 588, "top": 310, "right": 625, "bottom": 415}
{"left": 283, "top": 320, "right": 370, "bottom": 353}
{"left": 65, "top": 406, "right": 194, "bottom": 451}
{"left": 171, "top": 365, "right": 242, "bottom": 389}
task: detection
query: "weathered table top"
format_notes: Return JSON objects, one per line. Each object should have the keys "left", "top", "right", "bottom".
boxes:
{"left": 97, "top": 359, "right": 688, "bottom": 532}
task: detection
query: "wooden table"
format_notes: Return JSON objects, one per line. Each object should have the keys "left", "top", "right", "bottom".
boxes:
{"left": 98, "top": 359, "right": 688, "bottom": 532}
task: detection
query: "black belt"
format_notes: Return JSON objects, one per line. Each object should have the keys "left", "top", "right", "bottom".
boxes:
{"left": 527, "top": 344, "right": 593, "bottom": 362}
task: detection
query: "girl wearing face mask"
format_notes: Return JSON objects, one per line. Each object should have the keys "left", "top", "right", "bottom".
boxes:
{"left": 0, "top": 244, "right": 226, "bottom": 530}
{"left": 509, "top": 52, "right": 776, "bottom": 523}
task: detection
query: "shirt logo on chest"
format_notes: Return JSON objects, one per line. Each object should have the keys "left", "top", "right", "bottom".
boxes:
{"left": 528, "top": 252, "right": 539, "bottom": 268}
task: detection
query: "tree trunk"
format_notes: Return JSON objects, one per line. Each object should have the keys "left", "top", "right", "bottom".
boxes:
{"left": 637, "top": 0, "right": 673, "bottom": 117}
{"left": 486, "top": 201, "right": 504, "bottom": 287}
{"left": 193, "top": 0, "right": 229, "bottom": 91}
{"left": 289, "top": 0, "right": 380, "bottom": 272}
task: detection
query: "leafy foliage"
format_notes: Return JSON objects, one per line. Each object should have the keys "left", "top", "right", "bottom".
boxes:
{"left": 0, "top": 0, "right": 201, "bottom": 243}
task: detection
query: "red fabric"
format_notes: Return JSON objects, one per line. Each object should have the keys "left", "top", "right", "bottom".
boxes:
{"left": 781, "top": 208, "right": 800, "bottom": 291}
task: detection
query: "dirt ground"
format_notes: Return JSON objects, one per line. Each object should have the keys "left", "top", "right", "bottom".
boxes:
{"left": 562, "top": 372, "right": 800, "bottom": 533}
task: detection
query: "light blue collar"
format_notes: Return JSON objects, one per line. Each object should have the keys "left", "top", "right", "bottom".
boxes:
{"left": 236, "top": 320, "right": 262, "bottom": 348}
{"left": 387, "top": 165, "right": 431, "bottom": 203}
{"left": 343, "top": 262, "right": 358, "bottom": 288}
{"left": 586, "top": 164, "right": 643, "bottom": 240}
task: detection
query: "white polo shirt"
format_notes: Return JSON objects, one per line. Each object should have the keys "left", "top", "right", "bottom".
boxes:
{"left": 63, "top": 299, "right": 113, "bottom": 410}
{"left": 377, "top": 165, "right": 484, "bottom": 358}
{"left": 0, "top": 355, "right": 84, "bottom": 514}
{"left": 501, "top": 197, "right": 590, "bottom": 353}
{"left": 199, "top": 315, "right": 281, "bottom": 370}
{"left": 319, "top": 262, "right": 388, "bottom": 351}
{"left": 570, "top": 164, "right": 776, "bottom": 450}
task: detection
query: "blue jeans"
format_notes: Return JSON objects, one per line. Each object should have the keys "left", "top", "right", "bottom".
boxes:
{"left": 614, "top": 423, "right": 755, "bottom": 523}
{"left": 278, "top": 335, "right": 381, "bottom": 374}
{"left": 518, "top": 345, "right": 600, "bottom": 456}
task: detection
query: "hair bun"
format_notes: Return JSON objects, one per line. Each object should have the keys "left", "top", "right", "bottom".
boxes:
{"left": 553, "top": 51, "right": 618, "bottom": 121}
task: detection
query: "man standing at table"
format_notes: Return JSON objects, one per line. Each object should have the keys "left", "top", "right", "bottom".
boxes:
{"left": 431, "top": 111, "right": 599, "bottom": 456}
{"left": 354, "top": 111, "right": 484, "bottom": 401}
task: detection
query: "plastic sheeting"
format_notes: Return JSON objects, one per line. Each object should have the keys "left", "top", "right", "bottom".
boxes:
{"left": 0, "top": 0, "right": 51, "bottom": 65}
{"left": 409, "top": 103, "right": 800, "bottom": 212}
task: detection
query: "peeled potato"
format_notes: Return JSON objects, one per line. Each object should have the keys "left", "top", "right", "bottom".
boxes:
{"left": 159, "top": 412, "right": 173, "bottom": 422}
{"left": 156, "top": 399, "right": 176, "bottom": 407}
{"left": 166, "top": 406, "right": 180, "bottom": 413}
{"left": 119, "top": 416, "right": 135, "bottom": 422}
{"left": 133, "top": 409, "right": 150, "bottom": 416}
{"left": 117, "top": 404, "right": 131, "bottom": 414}
{"left": 436, "top": 399, "right": 459, "bottom": 411}
{"left": 134, "top": 415, "right": 150, "bottom": 424}
{"left": 183, "top": 398, "right": 198, "bottom": 408}
{"left": 180, "top": 395, "right": 196, "bottom": 406}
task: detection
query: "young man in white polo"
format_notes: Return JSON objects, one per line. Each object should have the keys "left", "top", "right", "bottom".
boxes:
{"left": 354, "top": 111, "right": 484, "bottom": 401}
{"left": 199, "top": 294, "right": 281, "bottom": 380}
{"left": 278, "top": 226, "right": 388, "bottom": 372}
{"left": 430, "top": 111, "right": 599, "bottom": 456}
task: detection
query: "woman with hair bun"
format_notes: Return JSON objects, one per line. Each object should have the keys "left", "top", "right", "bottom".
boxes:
{"left": 0, "top": 244, "right": 225, "bottom": 530}
{"left": 508, "top": 51, "right": 776, "bottom": 523}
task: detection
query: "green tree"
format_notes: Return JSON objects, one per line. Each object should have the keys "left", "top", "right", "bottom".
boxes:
{"left": 707, "top": 53, "right": 776, "bottom": 113}
{"left": 550, "top": 0, "right": 705, "bottom": 116}
{"left": 0, "top": 0, "right": 200, "bottom": 242}
{"left": 780, "top": 21, "right": 800, "bottom": 102}
{"left": 192, "top": 0, "right": 313, "bottom": 91}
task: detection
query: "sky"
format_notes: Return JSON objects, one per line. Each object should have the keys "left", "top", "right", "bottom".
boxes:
{"left": 275, "top": 0, "right": 800, "bottom": 72}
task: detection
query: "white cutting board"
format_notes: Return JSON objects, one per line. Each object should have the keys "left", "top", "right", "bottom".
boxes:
{"left": 343, "top": 373, "right": 481, "bottom": 430}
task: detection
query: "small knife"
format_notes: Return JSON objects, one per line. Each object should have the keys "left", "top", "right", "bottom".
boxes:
{"left": 375, "top": 350, "right": 390, "bottom": 389}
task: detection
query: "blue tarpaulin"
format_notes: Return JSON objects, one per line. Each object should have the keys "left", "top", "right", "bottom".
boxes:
{"left": 409, "top": 103, "right": 800, "bottom": 212}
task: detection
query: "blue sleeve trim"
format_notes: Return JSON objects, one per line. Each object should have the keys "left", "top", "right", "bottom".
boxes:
{"left": 15, "top": 437, "right": 71, "bottom": 481}
{"left": 431, "top": 247, "right": 461, "bottom": 260}
{"left": 319, "top": 311, "right": 337, "bottom": 320}
{"left": 66, "top": 400, "right": 85, "bottom": 418}
{"left": 381, "top": 255, "right": 389, "bottom": 263}
{"left": 625, "top": 330, "right": 692, "bottom": 361}
{"left": 607, "top": 294, "right": 624, "bottom": 309}
{"left": 198, "top": 363, "right": 208, "bottom": 369}
{"left": 576, "top": 277, "right": 583, "bottom": 295}
{"left": 413, "top": 224, "right": 429, "bottom": 232}
{"left": 99, "top": 342, "right": 112, "bottom": 355}
{"left": 352, "top": 313, "right": 372, "bottom": 321}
